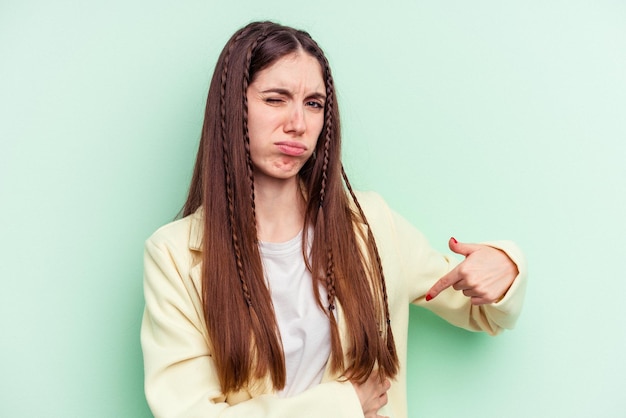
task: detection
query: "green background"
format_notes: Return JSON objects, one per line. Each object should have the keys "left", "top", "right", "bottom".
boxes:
{"left": 2, "top": 1, "right": 625, "bottom": 417}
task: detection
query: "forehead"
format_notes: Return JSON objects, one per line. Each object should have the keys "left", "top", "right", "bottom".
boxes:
{"left": 251, "top": 52, "right": 324, "bottom": 90}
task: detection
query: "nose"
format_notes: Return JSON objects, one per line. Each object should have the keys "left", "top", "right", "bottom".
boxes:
{"left": 284, "top": 104, "right": 306, "bottom": 136}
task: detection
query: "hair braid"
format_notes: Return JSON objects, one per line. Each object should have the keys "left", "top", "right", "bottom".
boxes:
{"left": 313, "top": 52, "right": 346, "bottom": 372}
{"left": 342, "top": 166, "right": 396, "bottom": 359}
{"left": 220, "top": 39, "right": 253, "bottom": 308}
{"left": 318, "top": 57, "right": 334, "bottom": 208}
{"left": 242, "top": 33, "right": 268, "bottom": 241}
{"left": 321, "top": 55, "right": 339, "bottom": 314}
{"left": 323, "top": 236, "right": 343, "bottom": 372}
{"left": 325, "top": 248, "right": 337, "bottom": 311}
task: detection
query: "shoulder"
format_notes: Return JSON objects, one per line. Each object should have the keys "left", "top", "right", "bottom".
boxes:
{"left": 352, "top": 190, "right": 394, "bottom": 225}
{"left": 145, "top": 209, "right": 203, "bottom": 255}
{"left": 351, "top": 190, "right": 423, "bottom": 250}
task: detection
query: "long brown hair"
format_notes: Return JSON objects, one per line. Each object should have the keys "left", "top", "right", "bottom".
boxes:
{"left": 182, "top": 21, "right": 398, "bottom": 393}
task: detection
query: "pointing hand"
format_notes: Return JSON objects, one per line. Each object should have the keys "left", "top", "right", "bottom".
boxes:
{"left": 426, "top": 238, "right": 518, "bottom": 305}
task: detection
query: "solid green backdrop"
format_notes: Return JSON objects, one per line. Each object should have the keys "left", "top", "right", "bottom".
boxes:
{"left": 1, "top": 1, "right": 625, "bottom": 417}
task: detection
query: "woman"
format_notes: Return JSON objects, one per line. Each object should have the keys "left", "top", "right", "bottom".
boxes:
{"left": 141, "top": 21, "right": 526, "bottom": 418}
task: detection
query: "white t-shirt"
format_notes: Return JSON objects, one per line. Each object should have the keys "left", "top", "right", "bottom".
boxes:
{"left": 258, "top": 230, "right": 331, "bottom": 398}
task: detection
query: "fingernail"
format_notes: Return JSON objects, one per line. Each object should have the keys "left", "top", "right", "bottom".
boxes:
{"left": 451, "top": 237, "right": 458, "bottom": 244}
{"left": 425, "top": 294, "right": 433, "bottom": 302}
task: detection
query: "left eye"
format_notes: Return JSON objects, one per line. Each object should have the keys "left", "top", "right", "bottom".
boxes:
{"left": 306, "top": 101, "right": 323, "bottom": 109}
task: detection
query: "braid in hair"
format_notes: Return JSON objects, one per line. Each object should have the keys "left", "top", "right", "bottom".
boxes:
{"left": 319, "top": 51, "right": 336, "bottom": 312}
{"left": 325, "top": 247, "right": 337, "bottom": 311}
{"left": 242, "top": 33, "right": 269, "bottom": 242}
{"left": 342, "top": 166, "right": 397, "bottom": 364}
{"left": 318, "top": 53, "right": 334, "bottom": 208}
{"left": 312, "top": 52, "right": 346, "bottom": 373}
{"left": 321, "top": 113, "right": 337, "bottom": 313}
{"left": 219, "top": 32, "right": 253, "bottom": 308}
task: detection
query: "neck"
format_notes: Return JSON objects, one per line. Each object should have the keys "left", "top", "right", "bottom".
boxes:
{"left": 254, "top": 176, "right": 306, "bottom": 243}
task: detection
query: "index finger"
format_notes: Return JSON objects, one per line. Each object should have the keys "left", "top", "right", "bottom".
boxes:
{"left": 425, "top": 268, "right": 461, "bottom": 301}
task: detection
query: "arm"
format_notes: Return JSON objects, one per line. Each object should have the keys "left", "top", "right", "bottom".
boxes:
{"left": 424, "top": 237, "right": 527, "bottom": 332}
{"left": 141, "top": 236, "right": 364, "bottom": 418}
{"left": 357, "top": 191, "right": 527, "bottom": 335}
{"left": 394, "top": 212, "right": 527, "bottom": 335}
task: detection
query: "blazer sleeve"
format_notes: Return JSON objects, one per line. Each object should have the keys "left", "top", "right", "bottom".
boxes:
{"left": 141, "top": 233, "right": 364, "bottom": 418}
{"left": 360, "top": 191, "right": 527, "bottom": 335}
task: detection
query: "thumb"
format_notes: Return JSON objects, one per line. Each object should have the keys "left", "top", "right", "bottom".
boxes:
{"left": 448, "top": 237, "right": 481, "bottom": 257}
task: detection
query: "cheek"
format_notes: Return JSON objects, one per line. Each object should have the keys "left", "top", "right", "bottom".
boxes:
{"left": 246, "top": 109, "right": 262, "bottom": 141}
{"left": 248, "top": 133, "right": 267, "bottom": 167}
{"left": 311, "top": 115, "right": 325, "bottom": 139}
{"left": 248, "top": 108, "right": 282, "bottom": 139}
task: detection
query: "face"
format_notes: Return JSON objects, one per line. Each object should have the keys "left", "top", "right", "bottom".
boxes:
{"left": 246, "top": 51, "right": 326, "bottom": 185}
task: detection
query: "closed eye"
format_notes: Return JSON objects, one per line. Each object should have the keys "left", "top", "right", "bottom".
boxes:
{"left": 264, "top": 97, "right": 285, "bottom": 104}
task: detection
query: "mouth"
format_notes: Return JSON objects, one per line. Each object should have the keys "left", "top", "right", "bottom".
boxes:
{"left": 275, "top": 141, "right": 307, "bottom": 157}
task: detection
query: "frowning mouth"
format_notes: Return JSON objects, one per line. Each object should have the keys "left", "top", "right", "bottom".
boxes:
{"left": 275, "top": 141, "right": 307, "bottom": 156}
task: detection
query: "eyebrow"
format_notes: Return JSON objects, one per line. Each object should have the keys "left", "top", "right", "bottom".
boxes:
{"left": 260, "top": 88, "right": 326, "bottom": 101}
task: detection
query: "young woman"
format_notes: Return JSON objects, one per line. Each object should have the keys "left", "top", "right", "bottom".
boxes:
{"left": 141, "top": 21, "right": 526, "bottom": 418}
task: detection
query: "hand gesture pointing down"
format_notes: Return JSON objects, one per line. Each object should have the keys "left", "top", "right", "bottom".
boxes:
{"left": 426, "top": 238, "right": 518, "bottom": 305}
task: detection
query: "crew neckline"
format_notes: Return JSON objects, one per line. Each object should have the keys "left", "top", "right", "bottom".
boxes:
{"left": 258, "top": 229, "right": 304, "bottom": 256}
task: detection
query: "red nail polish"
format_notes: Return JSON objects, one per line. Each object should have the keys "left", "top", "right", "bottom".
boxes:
{"left": 451, "top": 237, "right": 458, "bottom": 244}
{"left": 425, "top": 294, "right": 433, "bottom": 302}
